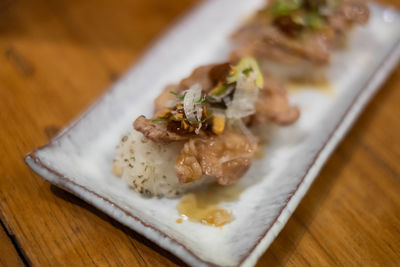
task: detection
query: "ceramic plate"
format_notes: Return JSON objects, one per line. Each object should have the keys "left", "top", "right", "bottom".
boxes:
{"left": 25, "top": 1, "right": 400, "bottom": 266}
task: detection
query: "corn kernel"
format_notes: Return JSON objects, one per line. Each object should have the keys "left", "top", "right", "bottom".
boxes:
{"left": 212, "top": 115, "right": 225, "bottom": 135}
{"left": 156, "top": 108, "right": 170, "bottom": 119}
{"left": 181, "top": 120, "right": 189, "bottom": 130}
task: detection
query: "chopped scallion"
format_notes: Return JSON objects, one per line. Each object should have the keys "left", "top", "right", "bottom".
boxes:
{"left": 170, "top": 91, "right": 186, "bottom": 100}
{"left": 242, "top": 67, "right": 253, "bottom": 75}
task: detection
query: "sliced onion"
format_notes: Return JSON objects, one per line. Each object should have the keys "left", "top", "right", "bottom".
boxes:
{"left": 223, "top": 96, "right": 232, "bottom": 107}
{"left": 183, "top": 83, "right": 203, "bottom": 122}
{"left": 226, "top": 72, "right": 259, "bottom": 119}
{"left": 195, "top": 123, "right": 202, "bottom": 134}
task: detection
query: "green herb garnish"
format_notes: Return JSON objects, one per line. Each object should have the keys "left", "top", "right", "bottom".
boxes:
{"left": 152, "top": 111, "right": 214, "bottom": 125}
{"left": 185, "top": 110, "right": 214, "bottom": 124}
{"left": 151, "top": 117, "right": 171, "bottom": 122}
{"left": 242, "top": 67, "right": 253, "bottom": 75}
{"left": 170, "top": 91, "right": 186, "bottom": 100}
{"left": 212, "top": 83, "right": 235, "bottom": 97}
{"left": 194, "top": 95, "right": 208, "bottom": 104}
{"left": 270, "top": 0, "right": 302, "bottom": 17}
{"left": 213, "top": 85, "right": 228, "bottom": 96}
{"left": 304, "top": 12, "right": 325, "bottom": 30}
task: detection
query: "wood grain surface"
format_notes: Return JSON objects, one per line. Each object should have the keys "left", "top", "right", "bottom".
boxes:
{"left": 0, "top": 221, "right": 25, "bottom": 267}
{"left": 0, "top": 0, "right": 399, "bottom": 266}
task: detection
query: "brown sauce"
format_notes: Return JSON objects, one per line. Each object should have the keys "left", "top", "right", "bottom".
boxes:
{"left": 286, "top": 79, "right": 334, "bottom": 96}
{"left": 177, "top": 183, "right": 244, "bottom": 227}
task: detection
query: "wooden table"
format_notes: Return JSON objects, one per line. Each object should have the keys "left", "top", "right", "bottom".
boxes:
{"left": 1, "top": 0, "right": 399, "bottom": 266}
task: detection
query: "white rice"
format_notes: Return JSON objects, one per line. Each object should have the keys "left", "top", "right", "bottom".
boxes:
{"left": 113, "top": 130, "right": 208, "bottom": 198}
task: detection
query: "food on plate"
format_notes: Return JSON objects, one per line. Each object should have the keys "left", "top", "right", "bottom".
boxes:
{"left": 113, "top": 58, "right": 299, "bottom": 198}
{"left": 230, "top": 0, "right": 369, "bottom": 81}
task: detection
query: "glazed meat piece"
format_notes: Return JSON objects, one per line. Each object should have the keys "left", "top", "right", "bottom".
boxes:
{"left": 180, "top": 64, "right": 218, "bottom": 91}
{"left": 230, "top": 35, "right": 331, "bottom": 81}
{"left": 154, "top": 61, "right": 299, "bottom": 126}
{"left": 254, "top": 75, "right": 300, "bottom": 125}
{"left": 232, "top": 0, "right": 369, "bottom": 50}
{"left": 118, "top": 57, "right": 300, "bottom": 199}
{"left": 328, "top": 0, "right": 369, "bottom": 38}
{"left": 154, "top": 84, "right": 180, "bottom": 114}
{"left": 175, "top": 131, "right": 258, "bottom": 185}
{"left": 137, "top": 83, "right": 223, "bottom": 143}
{"left": 230, "top": 0, "right": 369, "bottom": 81}
{"left": 133, "top": 116, "right": 191, "bottom": 143}
{"left": 154, "top": 63, "right": 231, "bottom": 112}
{"left": 231, "top": 22, "right": 332, "bottom": 65}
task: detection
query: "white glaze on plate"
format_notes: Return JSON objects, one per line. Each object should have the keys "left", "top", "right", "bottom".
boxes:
{"left": 25, "top": 1, "right": 400, "bottom": 266}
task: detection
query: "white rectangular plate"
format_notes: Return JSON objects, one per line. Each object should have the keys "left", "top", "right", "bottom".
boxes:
{"left": 25, "top": 1, "right": 400, "bottom": 266}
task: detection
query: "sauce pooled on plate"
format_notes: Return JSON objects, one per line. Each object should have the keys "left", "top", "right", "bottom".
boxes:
{"left": 177, "top": 184, "right": 244, "bottom": 227}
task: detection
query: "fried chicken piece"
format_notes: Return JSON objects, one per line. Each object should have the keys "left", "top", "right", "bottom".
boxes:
{"left": 154, "top": 84, "right": 180, "bottom": 115}
{"left": 133, "top": 116, "right": 190, "bottom": 144}
{"left": 180, "top": 64, "right": 217, "bottom": 91}
{"left": 254, "top": 75, "right": 300, "bottom": 125}
{"left": 154, "top": 63, "right": 231, "bottom": 112}
{"left": 230, "top": 0, "right": 369, "bottom": 81}
{"left": 231, "top": 21, "right": 332, "bottom": 65}
{"left": 154, "top": 63, "right": 300, "bottom": 125}
{"left": 175, "top": 131, "right": 258, "bottom": 185}
{"left": 329, "top": 0, "right": 370, "bottom": 36}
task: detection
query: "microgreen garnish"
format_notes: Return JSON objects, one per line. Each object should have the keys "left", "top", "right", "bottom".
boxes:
{"left": 214, "top": 85, "right": 228, "bottom": 96}
{"left": 194, "top": 95, "right": 208, "bottom": 104}
{"left": 242, "top": 67, "right": 253, "bottom": 75}
{"left": 270, "top": 0, "right": 302, "bottom": 17}
{"left": 151, "top": 117, "right": 171, "bottom": 122}
{"left": 170, "top": 91, "right": 186, "bottom": 100}
{"left": 212, "top": 82, "right": 236, "bottom": 97}
{"left": 304, "top": 12, "right": 325, "bottom": 30}
{"left": 268, "top": 0, "right": 328, "bottom": 33}
{"left": 185, "top": 110, "right": 214, "bottom": 124}
{"left": 152, "top": 111, "right": 214, "bottom": 124}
